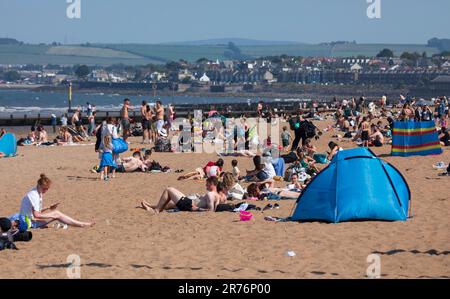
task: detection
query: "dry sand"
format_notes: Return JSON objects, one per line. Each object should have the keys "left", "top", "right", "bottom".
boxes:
{"left": 0, "top": 119, "right": 449, "bottom": 279}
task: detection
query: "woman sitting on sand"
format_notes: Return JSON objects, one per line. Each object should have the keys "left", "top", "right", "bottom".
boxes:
{"left": 140, "top": 177, "right": 224, "bottom": 213}
{"left": 296, "top": 148, "right": 319, "bottom": 174}
{"left": 19, "top": 174, "right": 94, "bottom": 228}
{"left": 302, "top": 138, "right": 317, "bottom": 158}
{"left": 222, "top": 172, "right": 245, "bottom": 201}
{"left": 56, "top": 127, "right": 74, "bottom": 145}
{"left": 36, "top": 125, "right": 49, "bottom": 144}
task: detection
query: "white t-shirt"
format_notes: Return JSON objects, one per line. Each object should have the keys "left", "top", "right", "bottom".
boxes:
{"left": 20, "top": 188, "right": 42, "bottom": 220}
{"left": 228, "top": 183, "right": 245, "bottom": 200}
{"left": 264, "top": 161, "right": 277, "bottom": 179}
{"left": 232, "top": 166, "right": 240, "bottom": 179}
{"left": 102, "top": 124, "right": 119, "bottom": 139}
{"left": 208, "top": 165, "right": 220, "bottom": 177}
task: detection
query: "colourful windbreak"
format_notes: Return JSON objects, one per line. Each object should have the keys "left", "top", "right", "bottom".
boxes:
{"left": 391, "top": 121, "right": 442, "bottom": 156}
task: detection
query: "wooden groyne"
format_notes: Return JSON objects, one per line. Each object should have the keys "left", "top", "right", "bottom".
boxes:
{"left": 0, "top": 101, "right": 334, "bottom": 126}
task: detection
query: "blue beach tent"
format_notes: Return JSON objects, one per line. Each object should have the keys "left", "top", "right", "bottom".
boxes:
{"left": 0, "top": 133, "right": 17, "bottom": 157}
{"left": 291, "top": 148, "right": 410, "bottom": 223}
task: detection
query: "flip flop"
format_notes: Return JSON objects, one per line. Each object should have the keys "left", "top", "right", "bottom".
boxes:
{"left": 262, "top": 203, "right": 273, "bottom": 212}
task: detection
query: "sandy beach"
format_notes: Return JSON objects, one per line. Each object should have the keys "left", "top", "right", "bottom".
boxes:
{"left": 0, "top": 119, "right": 449, "bottom": 279}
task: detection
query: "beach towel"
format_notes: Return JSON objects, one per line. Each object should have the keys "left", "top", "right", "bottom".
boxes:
{"left": 313, "top": 153, "right": 329, "bottom": 164}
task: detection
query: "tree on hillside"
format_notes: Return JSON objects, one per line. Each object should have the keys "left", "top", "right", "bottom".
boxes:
{"left": 181, "top": 77, "right": 192, "bottom": 84}
{"left": 3, "top": 70, "right": 21, "bottom": 82}
{"left": 196, "top": 57, "right": 209, "bottom": 64}
{"left": 376, "top": 48, "right": 394, "bottom": 58}
{"left": 400, "top": 52, "right": 421, "bottom": 61}
{"left": 165, "top": 61, "right": 182, "bottom": 72}
{"left": 224, "top": 42, "right": 251, "bottom": 60}
{"left": 75, "top": 65, "right": 91, "bottom": 79}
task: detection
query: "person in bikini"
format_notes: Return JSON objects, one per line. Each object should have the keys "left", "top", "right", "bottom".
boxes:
{"left": 139, "top": 177, "right": 222, "bottom": 213}
{"left": 177, "top": 159, "right": 224, "bottom": 181}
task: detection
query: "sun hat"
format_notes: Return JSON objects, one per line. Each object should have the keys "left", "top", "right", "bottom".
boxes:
{"left": 158, "top": 129, "right": 168, "bottom": 137}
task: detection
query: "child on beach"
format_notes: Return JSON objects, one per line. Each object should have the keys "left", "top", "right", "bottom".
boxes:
{"left": 99, "top": 135, "right": 117, "bottom": 181}
{"left": 88, "top": 111, "right": 96, "bottom": 136}
{"left": 231, "top": 159, "right": 240, "bottom": 181}
{"left": 281, "top": 126, "right": 292, "bottom": 151}
{"left": 286, "top": 173, "right": 306, "bottom": 192}
{"left": 361, "top": 117, "right": 370, "bottom": 147}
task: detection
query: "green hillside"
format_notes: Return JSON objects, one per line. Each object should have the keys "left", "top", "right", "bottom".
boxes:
{"left": 0, "top": 43, "right": 442, "bottom": 66}
{"left": 0, "top": 44, "right": 160, "bottom": 66}
{"left": 98, "top": 44, "right": 228, "bottom": 62}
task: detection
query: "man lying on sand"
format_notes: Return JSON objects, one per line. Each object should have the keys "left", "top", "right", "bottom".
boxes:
{"left": 117, "top": 151, "right": 148, "bottom": 173}
{"left": 139, "top": 177, "right": 226, "bottom": 213}
{"left": 177, "top": 159, "right": 224, "bottom": 181}
{"left": 19, "top": 174, "right": 95, "bottom": 228}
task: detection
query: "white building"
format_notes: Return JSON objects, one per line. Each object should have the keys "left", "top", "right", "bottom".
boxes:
{"left": 199, "top": 73, "right": 210, "bottom": 83}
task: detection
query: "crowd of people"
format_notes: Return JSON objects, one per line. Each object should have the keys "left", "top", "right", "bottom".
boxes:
{"left": 1, "top": 93, "right": 449, "bottom": 251}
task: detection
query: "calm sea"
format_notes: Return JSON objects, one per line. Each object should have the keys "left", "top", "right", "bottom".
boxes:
{"left": 0, "top": 89, "right": 304, "bottom": 117}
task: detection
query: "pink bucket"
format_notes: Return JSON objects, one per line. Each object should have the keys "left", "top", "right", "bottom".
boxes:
{"left": 239, "top": 211, "right": 253, "bottom": 221}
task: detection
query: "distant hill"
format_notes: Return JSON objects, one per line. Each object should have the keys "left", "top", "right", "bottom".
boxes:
{"left": 0, "top": 38, "right": 21, "bottom": 45}
{"left": 0, "top": 41, "right": 443, "bottom": 66}
{"left": 161, "top": 38, "right": 302, "bottom": 46}
{"left": 428, "top": 38, "right": 450, "bottom": 52}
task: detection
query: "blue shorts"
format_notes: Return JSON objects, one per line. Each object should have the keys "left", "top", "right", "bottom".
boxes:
{"left": 31, "top": 221, "right": 50, "bottom": 229}
{"left": 256, "top": 170, "right": 270, "bottom": 181}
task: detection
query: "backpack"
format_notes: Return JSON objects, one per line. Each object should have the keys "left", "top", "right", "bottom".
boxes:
{"left": 302, "top": 121, "right": 317, "bottom": 138}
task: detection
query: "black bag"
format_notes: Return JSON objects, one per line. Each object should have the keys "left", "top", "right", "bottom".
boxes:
{"left": 282, "top": 151, "right": 298, "bottom": 164}
{"left": 131, "top": 124, "right": 143, "bottom": 137}
{"left": 149, "top": 161, "right": 163, "bottom": 171}
{"left": 302, "top": 121, "right": 317, "bottom": 138}
{"left": 154, "top": 137, "right": 171, "bottom": 152}
{"left": 12, "top": 231, "right": 33, "bottom": 242}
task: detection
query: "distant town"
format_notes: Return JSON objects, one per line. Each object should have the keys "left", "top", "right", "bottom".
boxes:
{"left": 1, "top": 38, "right": 450, "bottom": 99}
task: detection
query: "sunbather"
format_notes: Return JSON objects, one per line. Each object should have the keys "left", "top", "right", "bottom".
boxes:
{"left": 140, "top": 177, "right": 222, "bottom": 213}
{"left": 177, "top": 159, "right": 224, "bottom": 180}
{"left": 117, "top": 151, "right": 148, "bottom": 173}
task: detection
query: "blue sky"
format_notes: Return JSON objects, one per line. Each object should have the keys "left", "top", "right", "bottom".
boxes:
{"left": 0, "top": 0, "right": 449, "bottom": 44}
